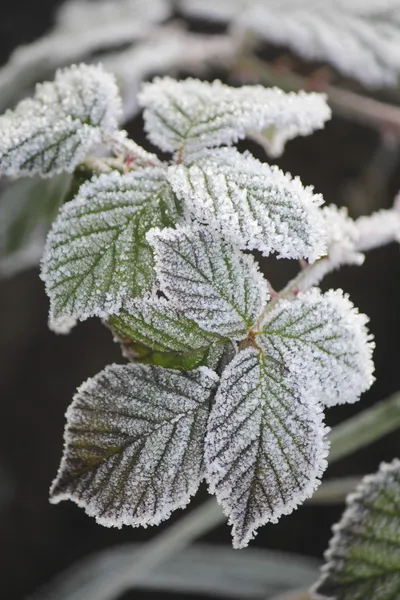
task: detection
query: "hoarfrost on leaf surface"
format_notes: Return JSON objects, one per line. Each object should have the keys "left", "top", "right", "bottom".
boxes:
{"left": 0, "top": 64, "right": 122, "bottom": 178}
{"left": 313, "top": 459, "right": 400, "bottom": 600}
{"left": 259, "top": 289, "right": 374, "bottom": 407}
{"left": 179, "top": 0, "right": 400, "bottom": 88}
{"left": 147, "top": 225, "right": 268, "bottom": 339}
{"left": 205, "top": 348, "right": 329, "bottom": 549}
{"left": 41, "top": 168, "right": 180, "bottom": 331}
{"left": 50, "top": 362, "right": 219, "bottom": 527}
{"left": 168, "top": 148, "right": 327, "bottom": 261}
{"left": 139, "top": 77, "right": 330, "bottom": 155}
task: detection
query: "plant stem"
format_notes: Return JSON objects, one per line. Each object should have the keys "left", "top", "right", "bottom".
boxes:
{"left": 328, "top": 392, "right": 400, "bottom": 464}
{"left": 255, "top": 255, "right": 342, "bottom": 330}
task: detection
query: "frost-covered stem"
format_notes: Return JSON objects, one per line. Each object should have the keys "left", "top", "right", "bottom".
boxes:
{"left": 256, "top": 202, "right": 400, "bottom": 330}
{"left": 234, "top": 54, "right": 400, "bottom": 134}
{"left": 80, "top": 156, "right": 124, "bottom": 174}
{"left": 328, "top": 392, "right": 400, "bottom": 464}
{"left": 276, "top": 255, "right": 343, "bottom": 298}
{"left": 355, "top": 206, "right": 400, "bottom": 252}
{"left": 255, "top": 256, "right": 336, "bottom": 329}
{"left": 107, "top": 130, "right": 161, "bottom": 168}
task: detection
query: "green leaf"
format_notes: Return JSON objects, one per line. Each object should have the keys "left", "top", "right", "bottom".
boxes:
{"left": 108, "top": 296, "right": 233, "bottom": 371}
{"left": 147, "top": 225, "right": 268, "bottom": 339}
{"left": 116, "top": 339, "right": 233, "bottom": 372}
{"left": 50, "top": 363, "right": 219, "bottom": 527}
{"left": 0, "top": 64, "right": 122, "bottom": 178}
{"left": 0, "top": 173, "right": 71, "bottom": 276}
{"left": 205, "top": 348, "right": 329, "bottom": 548}
{"left": 41, "top": 167, "right": 180, "bottom": 332}
{"left": 109, "top": 297, "right": 223, "bottom": 354}
{"left": 313, "top": 459, "right": 400, "bottom": 600}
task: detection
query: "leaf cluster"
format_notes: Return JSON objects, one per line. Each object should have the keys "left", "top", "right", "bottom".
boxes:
{"left": 0, "top": 65, "right": 375, "bottom": 547}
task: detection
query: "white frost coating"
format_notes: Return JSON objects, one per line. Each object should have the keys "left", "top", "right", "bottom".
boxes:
{"left": 259, "top": 289, "right": 375, "bottom": 407}
{"left": 0, "top": 64, "right": 122, "bottom": 178}
{"left": 139, "top": 77, "right": 330, "bottom": 155}
{"left": 313, "top": 459, "right": 400, "bottom": 600}
{"left": 180, "top": 0, "right": 400, "bottom": 88}
{"left": 50, "top": 363, "right": 219, "bottom": 527}
{"left": 282, "top": 206, "right": 365, "bottom": 295}
{"left": 147, "top": 225, "right": 269, "bottom": 339}
{"left": 205, "top": 348, "right": 329, "bottom": 548}
{"left": 50, "top": 316, "right": 78, "bottom": 335}
{"left": 41, "top": 168, "right": 179, "bottom": 329}
{"left": 168, "top": 148, "right": 327, "bottom": 261}
{"left": 109, "top": 130, "right": 161, "bottom": 167}
{"left": 355, "top": 207, "right": 400, "bottom": 253}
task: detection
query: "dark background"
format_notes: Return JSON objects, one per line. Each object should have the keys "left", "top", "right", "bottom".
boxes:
{"left": 1, "top": 2, "right": 400, "bottom": 599}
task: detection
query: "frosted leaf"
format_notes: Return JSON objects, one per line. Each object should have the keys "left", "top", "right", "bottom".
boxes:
{"left": 313, "top": 459, "right": 400, "bottom": 600}
{"left": 147, "top": 225, "right": 268, "bottom": 339}
{"left": 259, "top": 289, "right": 374, "bottom": 407}
{"left": 0, "top": 64, "right": 122, "bottom": 178}
{"left": 180, "top": 0, "right": 400, "bottom": 88}
{"left": 138, "top": 77, "right": 330, "bottom": 155}
{"left": 0, "top": 173, "right": 71, "bottom": 277}
{"left": 109, "top": 297, "right": 223, "bottom": 353}
{"left": 205, "top": 348, "right": 328, "bottom": 548}
{"left": 168, "top": 148, "right": 326, "bottom": 261}
{"left": 41, "top": 168, "right": 180, "bottom": 331}
{"left": 50, "top": 362, "right": 218, "bottom": 527}
{"left": 108, "top": 297, "right": 231, "bottom": 371}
